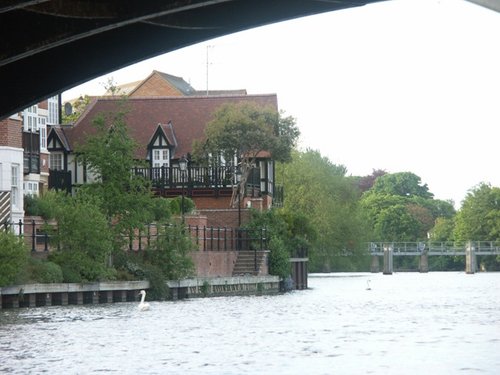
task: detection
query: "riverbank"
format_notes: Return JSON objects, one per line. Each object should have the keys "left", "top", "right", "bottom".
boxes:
{"left": 0, "top": 276, "right": 281, "bottom": 309}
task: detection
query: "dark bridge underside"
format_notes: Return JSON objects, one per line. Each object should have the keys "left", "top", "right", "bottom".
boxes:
{"left": 0, "top": 0, "right": 387, "bottom": 119}
{"left": 2, "top": 0, "right": 496, "bottom": 120}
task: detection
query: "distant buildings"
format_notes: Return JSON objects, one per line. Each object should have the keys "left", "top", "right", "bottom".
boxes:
{"left": 1, "top": 71, "right": 279, "bottom": 227}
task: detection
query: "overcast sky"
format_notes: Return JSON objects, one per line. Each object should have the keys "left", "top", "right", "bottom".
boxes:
{"left": 63, "top": 0, "right": 500, "bottom": 208}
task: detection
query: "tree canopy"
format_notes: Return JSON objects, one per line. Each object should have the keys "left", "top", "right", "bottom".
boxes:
{"left": 193, "top": 102, "right": 300, "bottom": 207}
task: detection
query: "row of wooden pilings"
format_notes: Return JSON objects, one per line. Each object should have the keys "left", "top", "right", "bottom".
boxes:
{"left": 370, "top": 243, "right": 478, "bottom": 274}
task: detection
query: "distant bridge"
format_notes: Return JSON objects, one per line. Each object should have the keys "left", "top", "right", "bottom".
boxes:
{"left": 366, "top": 241, "right": 499, "bottom": 274}
{"left": 368, "top": 241, "right": 500, "bottom": 256}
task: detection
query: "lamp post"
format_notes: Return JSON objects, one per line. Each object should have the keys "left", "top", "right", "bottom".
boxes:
{"left": 179, "top": 155, "right": 188, "bottom": 223}
{"left": 235, "top": 166, "right": 242, "bottom": 227}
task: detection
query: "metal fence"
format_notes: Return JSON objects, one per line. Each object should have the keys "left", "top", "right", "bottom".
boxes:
{"left": 1, "top": 220, "right": 268, "bottom": 253}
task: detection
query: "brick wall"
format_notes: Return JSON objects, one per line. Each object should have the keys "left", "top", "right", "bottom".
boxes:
{"left": 192, "top": 196, "right": 232, "bottom": 210}
{"left": 197, "top": 208, "right": 251, "bottom": 228}
{"left": 190, "top": 251, "right": 238, "bottom": 277}
{"left": 0, "top": 118, "right": 22, "bottom": 148}
{"left": 130, "top": 74, "right": 182, "bottom": 97}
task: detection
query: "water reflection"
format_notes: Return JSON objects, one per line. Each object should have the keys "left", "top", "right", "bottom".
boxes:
{"left": 1, "top": 272, "right": 499, "bottom": 374}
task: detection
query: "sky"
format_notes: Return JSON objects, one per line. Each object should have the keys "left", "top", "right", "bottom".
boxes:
{"left": 62, "top": 0, "right": 500, "bottom": 208}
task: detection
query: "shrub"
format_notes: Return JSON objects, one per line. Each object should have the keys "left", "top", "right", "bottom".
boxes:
{"left": 268, "top": 236, "right": 290, "bottom": 279}
{"left": 145, "top": 223, "right": 194, "bottom": 280}
{"left": 29, "top": 259, "right": 63, "bottom": 283}
{"left": 0, "top": 231, "right": 29, "bottom": 287}
{"left": 24, "top": 195, "right": 41, "bottom": 216}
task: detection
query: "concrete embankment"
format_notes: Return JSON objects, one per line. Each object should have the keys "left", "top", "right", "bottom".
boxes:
{"left": 0, "top": 276, "right": 280, "bottom": 309}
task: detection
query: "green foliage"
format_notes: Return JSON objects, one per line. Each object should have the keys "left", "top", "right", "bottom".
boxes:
{"left": 23, "top": 195, "right": 40, "bottom": 216}
{"left": 281, "top": 149, "right": 369, "bottom": 272}
{"left": 429, "top": 217, "right": 455, "bottom": 242}
{"left": 0, "top": 231, "right": 29, "bottom": 286}
{"left": 27, "top": 259, "right": 63, "bottom": 283}
{"left": 75, "top": 107, "right": 156, "bottom": 236}
{"left": 200, "top": 280, "right": 210, "bottom": 297}
{"left": 374, "top": 204, "right": 421, "bottom": 242}
{"left": 194, "top": 102, "right": 299, "bottom": 206}
{"left": 169, "top": 196, "right": 195, "bottom": 217}
{"left": 371, "top": 172, "right": 434, "bottom": 199}
{"left": 46, "top": 191, "right": 114, "bottom": 282}
{"left": 454, "top": 183, "right": 500, "bottom": 241}
{"left": 267, "top": 236, "right": 291, "bottom": 279}
{"left": 34, "top": 190, "right": 62, "bottom": 219}
{"left": 151, "top": 198, "right": 172, "bottom": 221}
{"left": 62, "top": 95, "right": 91, "bottom": 124}
{"left": 360, "top": 172, "right": 456, "bottom": 243}
{"left": 143, "top": 264, "right": 170, "bottom": 301}
{"left": 145, "top": 223, "right": 195, "bottom": 280}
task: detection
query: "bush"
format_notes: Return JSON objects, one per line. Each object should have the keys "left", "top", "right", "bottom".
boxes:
{"left": 28, "top": 259, "right": 63, "bottom": 283}
{"left": 268, "top": 236, "right": 290, "bottom": 279}
{"left": 0, "top": 231, "right": 29, "bottom": 286}
{"left": 145, "top": 223, "right": 194, "bottom": 280}
{"left": 24, "top": 195, "right": 41, "bottom": 216}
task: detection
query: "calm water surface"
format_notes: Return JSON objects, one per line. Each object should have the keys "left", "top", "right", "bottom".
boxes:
{"left": 1, "top": 272, "right": 499, "bottom": 374}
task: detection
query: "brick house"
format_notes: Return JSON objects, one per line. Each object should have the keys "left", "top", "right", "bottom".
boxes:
{"left": 49, "top": 93, "right": 278, "bottom": 228}
{"left": 0, "top": 95, "right": 60, "bottom": 224}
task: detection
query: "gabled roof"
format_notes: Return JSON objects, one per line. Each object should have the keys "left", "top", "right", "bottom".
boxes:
{"left": 69, "top": 94, "right": 278, "bottom": 160}
{"left": 48, "top": 125, "right": 72, "bottom": 151}
{"left": 128, "top": 70, "right": 195, "bottom": 97}
{"left": 147, "top": 122, "right": 178, "bottom": 151}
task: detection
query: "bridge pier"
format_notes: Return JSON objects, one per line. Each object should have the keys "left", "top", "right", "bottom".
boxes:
{"left": 465, "top": 242, "right": 477, "bottom": 274}
{"left": 419, "top": 253, "right": 429, "bottom": 273}
{"left": 370, "top": 255, "right": 380, "bottom": 273}
{"left": 383, "top": 244, "right": 393, "bottom": 275}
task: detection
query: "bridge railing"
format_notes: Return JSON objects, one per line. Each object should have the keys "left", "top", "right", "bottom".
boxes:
{"left": 369, "top": 242, "right": 427, "bottom": 255}
{"left": 369, "top": 241, "right": 500, "bottom": 256}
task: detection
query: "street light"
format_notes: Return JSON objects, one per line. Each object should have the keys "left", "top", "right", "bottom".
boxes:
{"left": 179, "top": 155, "right": 188, "bottom": 223}
{"left": 235, "top": 166, "right": 242, "bottom": 227}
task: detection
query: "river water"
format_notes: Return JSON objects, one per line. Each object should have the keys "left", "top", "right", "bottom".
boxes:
{"left": 1, "top": 272, "right": 499, "bottom": 374}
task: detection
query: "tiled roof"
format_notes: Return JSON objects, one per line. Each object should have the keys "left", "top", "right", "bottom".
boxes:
{"left": 154, "top": 71, "right": 195, "bottom": 95}
{"left": 49, "top": 125, "right": 72, "bottom": 151}
{"left": 69, "top": 94, "right": 278, "bottom": 160}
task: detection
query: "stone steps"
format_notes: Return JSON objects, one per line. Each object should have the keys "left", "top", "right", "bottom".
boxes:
{"left": 232, "top": 251, "right": 266, "bottom": 276}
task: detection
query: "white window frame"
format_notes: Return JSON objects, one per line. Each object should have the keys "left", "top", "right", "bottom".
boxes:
{"left": 24, "top": 105, "right": 38, "bottom": 132}
{"left": 39, "top": 117, "right": 47, "bottom": 150}
{"left": 11, "top": 165, "right": 19, "bottom": 208}
{"left": 48, "top": 96, "right": 59, "bottom": 125}
{"left": 23, "top": 181, "right": 39, "bottom": 196}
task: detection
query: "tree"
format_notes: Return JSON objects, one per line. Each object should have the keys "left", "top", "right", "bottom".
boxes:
{"left": 76, "top": 106, "right": 156, "bottom": 243}
{"left": 62, "top": 95, "right": 91, "bottom": 124}
{"left": 281, "top": 149, "right": 370, "bottom": 271}
{"left": 0, "top": 230, "right": 29, "bottom": 286}
{"left": 193, "top": 102, "right": 300, "bottom": 207}
{"left": 42, "top": 191, "right": 114, "bottom": 282}
{"left": 371, "top": 172, "right": 434, "bottom": 199}
{"left": 454, "top": 183, "right": 500, "bottom": 241}
{"left": 357, "top": 169, "right": 387, "bottom": 193}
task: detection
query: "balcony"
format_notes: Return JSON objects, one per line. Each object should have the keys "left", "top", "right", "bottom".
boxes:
{"left": 133, "top": 165, "right": 264, "bottom": 198}
{"left": 22, "top": 131, "right": 40, "bottom": 174}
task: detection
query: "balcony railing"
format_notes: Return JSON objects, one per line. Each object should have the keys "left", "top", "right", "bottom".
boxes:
{"left": 133, "top": 165, "right": 238, "bottom": 190}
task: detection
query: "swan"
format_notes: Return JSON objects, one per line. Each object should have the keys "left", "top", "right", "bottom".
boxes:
{"left": 366, "top": 280, "right": 372, "bottom": 291}
{"left": 138, "top": 290, "right": 150, "bottom": 311}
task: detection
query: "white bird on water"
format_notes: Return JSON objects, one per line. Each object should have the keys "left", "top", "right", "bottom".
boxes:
{"left": 138, "top": 290, "right": 150, "bottom": 311}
